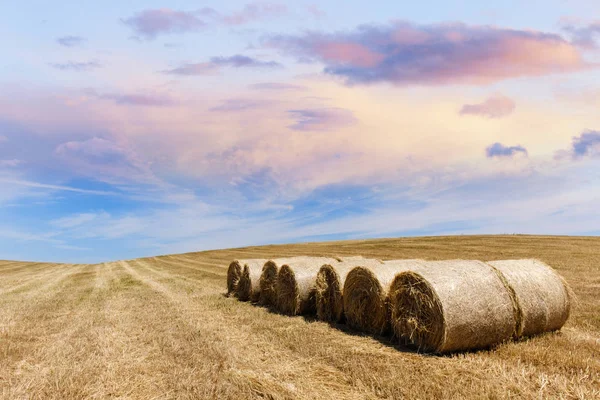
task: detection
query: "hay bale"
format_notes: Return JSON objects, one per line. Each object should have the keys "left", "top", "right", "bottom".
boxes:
{"left": 487, "top": 259, "right": 571, "bottom": 338}
{"left": 315, "top": 257, "right": 385, "bottom": 323}
{"left": 343, "top": 260, "right": 425, "bottom": 335}
{"left": 236, "top": 259, "right": 269, "bottom": 302}
{"left": 275, "top": 257, "right": 341, "bottom": 316}
{"left": 258, "top": 258, "right": 299, "bottom": 307}
{"left": 388, "top": 260, "right": 517, "bottom": 353}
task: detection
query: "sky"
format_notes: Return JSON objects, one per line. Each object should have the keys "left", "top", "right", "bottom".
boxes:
{"left": 1, "top": 1, "right": 600, "bottom": 263}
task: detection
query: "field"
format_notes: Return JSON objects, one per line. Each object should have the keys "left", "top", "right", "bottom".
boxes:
{"left": 1, "top": 235, "right": 599, "bottom": 399}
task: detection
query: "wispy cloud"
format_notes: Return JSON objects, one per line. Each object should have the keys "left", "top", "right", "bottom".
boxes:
{"left": 163, "top": 54, "right": 282, "bottom": 75}
{"left": 249, "top": 82, "right": 305, "bottom": 91}
{"left": 52, "top": 212, "right": 109, "bottom": 229}
{"left": 222, "top": 3, "right": 287, "bottom": 25}
{"left": 288, "top": 108, "right": 357, "bottom": 131}
{"left": 56, "top": 35, "right": 86, "bottom": 47}
{"left": 122, "top": 8, "right": 210, "bottom": 40}
{"left": 49, "top": 61, "right": 102, "bottom": 71}
{"left": 305, "top": 4, "right": 326, "bottom": 19}
{"left": 85, "top": 89, "right": 176, "bottom": 107}
{"left": 209, "top": 99, "right": 268, "bottom": 112}
{"left": 0, "top": 159, "right": 22, "bottom": 167}
{"left": 267, "top": 21, "right": 591, "bottom": 85}
{"left": 486, "top": 143, "right": 528, "bottom": 158}
{"left": 54, "top": 137, "right": 160, "bottom": 185}
{"left": 0, "top": 178, "right": 117, "bottom": 195}
{"left": 460, "top": 95, "right": 516, "bottom": 118}
{"left": 123, "top": 3, "right": 288, "bottom": 39}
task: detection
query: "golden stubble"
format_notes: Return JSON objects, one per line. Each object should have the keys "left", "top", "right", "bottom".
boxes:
{"left": 0, "top": 235, "right": 598, "bottom": 399}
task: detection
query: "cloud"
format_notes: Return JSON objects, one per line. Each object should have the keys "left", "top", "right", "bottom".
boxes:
{"left": 121, "top": 8, "right": 209, "bottom": 40}
{"left": 123, "top": 4, "right": 287, "bottom": 39}
{"left": 85, "top": 89, "right": 176, "bottom": 107}
{"left": 222, "top": 3, "right": 287, "bottom": 25}
{"left": 561, "top": 19, "right": 600, "bottom": 48}
{"left": 288, "top": 108, "right": 357, "bottom": 131}
{"left": 57, "top": 35, "right": 86, "bottom": 47}
{"left": 249, "top": 82, "right": 306, "bottom": 90}
{"left": 0, "top": 159, "right": 22, "bottom": 167}
{"left": 0, "top": 177, "right": 117, "bottom": 196}
{"left": 305, "top": 4, "right": 326, "bottom": 19}
{"left": 49, "top": 61, "right": 102, "bottom": 71}
{"left": 486, "top": 143, "right": 528, "bottom": 158}
{"left": 571, "top": 130, "right": 600, "bottom": 158}
{"left": 267, "top": 21, "right": 590, "bottom": 85}
{"left": 54, "top": 137, "right": 159, "bottom": 185}
{"left": 163, "top": 54, "right": 282, "bottom": 75}
{"left": 460, "top": 95, "right": 516, "bottom": 118}
{"left": 52, "top": 212, "right": 107, "bottom": 229}
{"left": 209, "top": 99, "right": 267, "bottom": 112}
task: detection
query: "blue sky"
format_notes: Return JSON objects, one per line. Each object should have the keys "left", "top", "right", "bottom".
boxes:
{"left": 1, "top": 1, "right": 600, "bottom": 262}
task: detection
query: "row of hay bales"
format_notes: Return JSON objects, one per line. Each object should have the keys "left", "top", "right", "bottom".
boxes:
{"left": 227, "top": 256, "right": 571, "bottom": 353}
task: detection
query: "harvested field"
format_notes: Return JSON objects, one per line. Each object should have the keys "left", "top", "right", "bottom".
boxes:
{"left": 0, "top": 235, "right": 599, "bottom": 399}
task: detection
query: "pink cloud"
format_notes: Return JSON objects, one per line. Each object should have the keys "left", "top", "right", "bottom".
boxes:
{"left": 85, "top": 90, "right": 177, "bottom": 107}
{"left": 122, "top": 9, "right": 208, "bottom": 39}
{"left": 460, "top": 95, "right": 516, "bottom": 118}
{"left": 288, "top": 108, "right": 357, "bottom": 131}
{"left": 222, "top": 3, "right": 287, "bottom": 25}
{"left": 163, "top": 55, "right": 282, "bottom": 76}
{"left": 123, "top": 4, "right": 287, "bottom": 39}
{"left": 267, "top": 21, "right": 593, "bottom": 85}
{"left": 315, "top": 42, "right": 385, "bottom": 68}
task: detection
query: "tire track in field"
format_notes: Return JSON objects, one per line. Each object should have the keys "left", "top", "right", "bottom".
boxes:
{"left": 0, "top": 264, "right": 88, "bottom": 333}
{"left": 159, "top": 254, "right": 226, "bottom": 275}
{"left": 147, "top": 256, "right": 225, "bottom": 281}
{"left": 0, "top": 263, "right": 65, "bottom": 296}
{"left": 2, "top": 263, "right": 119, "bottom": 399}
{"left": 121, "top": 259, "right": 370, "bottom": 400}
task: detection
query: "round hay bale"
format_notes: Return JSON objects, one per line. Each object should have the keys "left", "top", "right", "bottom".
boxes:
{"left": 258, "top": 258, "right": 297, "bottom": 306}
{"left": 487, "top": 259, "right": 571, "bottom": 338}
{"left": 343, "top": 260, "right": 425, "bottom": 335}
{"left": 236, "top": 259, "right": 268, "bottom": 302}
{"left": 226, "top": 260, "right": 243, "bottom": 296}
{"left": 315, "top": 257, "right": 384, "bottom": 323}
{"left": 275, "top": 257, "right": 341, "bottom": 316}
{"left": 389, "top": 260, "right": 517, "bottom": 353}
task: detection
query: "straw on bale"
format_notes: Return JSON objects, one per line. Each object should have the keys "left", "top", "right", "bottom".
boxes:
{"left": 236, "top": 259, "right": 269, "bottom": 302}
{"left": 315, "top": 257, "right": 385, "bottom": 323}
{"left": 487, "top": 259, "right": 571, "bottom": 338}
{"left": 226, "top": 260, "right": 244, "bottom": 296}
{"left": 258, "top": 258, "right": 299, "bottom": 307}
{"left": 388, "top": 260, "right": 517, "bottom": 353}
{"left": 343, "top": 260, "right": 425, "bottom": 335}
{"left": 275, "top": 257, "right": 342, "bottom": 316}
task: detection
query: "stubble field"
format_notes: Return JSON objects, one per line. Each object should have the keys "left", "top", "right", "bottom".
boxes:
{"left": 0, "top": 235, "right": 599, "bottom": 399}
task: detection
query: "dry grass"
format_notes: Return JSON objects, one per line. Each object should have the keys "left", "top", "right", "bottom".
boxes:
{"left": 0, "top": 235, "right": 599, "bottom": 399}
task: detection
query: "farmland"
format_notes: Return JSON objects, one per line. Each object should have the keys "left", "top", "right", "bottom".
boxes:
{"left": 1, "top": 235, "right": 599, "bottom": 399}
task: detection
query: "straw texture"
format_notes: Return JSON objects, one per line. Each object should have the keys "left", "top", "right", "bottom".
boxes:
{"left": 343, "top": 260, "right": 425, "bottom": 335}
{"left": 487, "top": 259, "right": 571, "bottom": 338}
{"left": 315, "top": 257, "right": 384, "bottom": 323}
{"left": 389, "top": 260, "right": 516, "bottom": 353}
{"left": 226, "top": 260, "right": 243, "bottom": 296}
{"left": 275, "top": 257, "right": 341, "bottom": 316}
{"left": 236, "top": 259, "right": 269, "bottom": 302}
